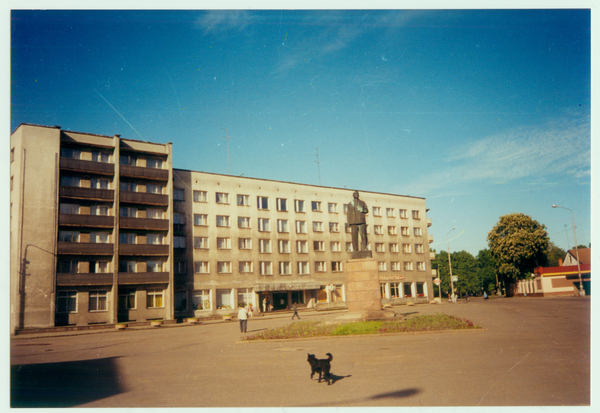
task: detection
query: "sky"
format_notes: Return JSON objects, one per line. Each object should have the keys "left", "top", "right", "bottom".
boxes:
{"left": 9, "top": 6, "right": 593, "bottom": 257}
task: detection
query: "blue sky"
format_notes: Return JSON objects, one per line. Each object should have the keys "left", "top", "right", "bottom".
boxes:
{"left": 10, "top": 7, "right": 592, "bottom": 257}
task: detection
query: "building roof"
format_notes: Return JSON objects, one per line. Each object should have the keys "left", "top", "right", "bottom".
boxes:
{"left": 566, "top": 248, "right": 591, "bottom": 265}
{"left": 534, "top": 264, "right": 591, "bottom": 277}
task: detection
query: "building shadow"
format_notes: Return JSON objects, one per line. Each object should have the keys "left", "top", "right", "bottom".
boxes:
{"left": 371, "top": 388, "right": 421, "bottom": 399}
{"left": 11, "top": 356, "right": 125, "bottom": 407}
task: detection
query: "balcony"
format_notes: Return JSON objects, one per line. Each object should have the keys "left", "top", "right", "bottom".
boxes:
{"left": 60, "top": 158, "right": 114, "bottom": 175}
{"left": 60, "top": 186, "right": 114, "bottom": 201}
{"left": 427, "top": 218, "right": 432, "bottom": 227}
{"left": 119, "top": 244, "right": 170, "bottom": 256}
{"left": 428, "top": 234, "right": 434, "bottom": 244}
{"left": 59, "top": 213, "right": 114, "bottom": 228}
{"left": 120, "top": 164, "right": 168, "bottom": 181}
{"left": 120, "top": 217, "right": 169, "bottom": 231}
{"left": 57, "top": 242, "right": 114, "bottom": 255}
{"left": 430, "top": 252, "right": 436, "bottom": 260}
{"left": 57, "top": 273, "right": 114, "bottom": 286}
{"left": 120, "top": 191, "right": 168, "bottom": 206}
{"left": 119, "top": 272, "right": 170, "bottom": 284}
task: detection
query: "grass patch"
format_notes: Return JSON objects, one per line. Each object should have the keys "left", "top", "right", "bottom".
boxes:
{"left": 242, "top": 314, "right": 479, "bottom": 341}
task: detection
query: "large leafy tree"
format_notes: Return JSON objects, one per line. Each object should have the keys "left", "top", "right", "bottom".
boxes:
{"left": 477, "top": 249, "right": 498, "bottom": 293}
{"left": 487, "top": 213, "right": 549, "bottom": 282}
{"left": 431, "top": 249, "right": 479, "bottom": 296}
{"left": 546, "top": 242, "right": 567, "bottom": 267}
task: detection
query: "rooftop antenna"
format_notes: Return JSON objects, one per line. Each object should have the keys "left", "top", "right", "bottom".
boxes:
{"left": 315, "top": 147, "right": 322, "bottom": 185}
{"left": 222, "top": 129, "right": 232, "bottom": 174}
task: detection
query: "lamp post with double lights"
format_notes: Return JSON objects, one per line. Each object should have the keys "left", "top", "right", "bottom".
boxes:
{"left": 447, "top": 227, "right": 456, "bottom": 303}
{"left": 552, "top": 205, "right": 584, "bottom": 297}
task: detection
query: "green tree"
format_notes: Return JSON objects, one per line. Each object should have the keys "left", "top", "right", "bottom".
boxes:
{"left": 451, "top": 250, "right": 479, "bottom": 295}
{"left": 487, "top": 213, "right": 549, "bottom": 283}
{"left": 546, "top": 242, "right": 566, "bottom": 267}
{"left": 477, "top": 249, "right": 498, "bottom": 293}
{"left": 431, "top": 249, "right": 451, "bottom": 297}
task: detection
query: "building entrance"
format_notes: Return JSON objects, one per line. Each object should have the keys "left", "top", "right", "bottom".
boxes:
{"left": 272, "top": 292, "right": 288, "bottom": 310}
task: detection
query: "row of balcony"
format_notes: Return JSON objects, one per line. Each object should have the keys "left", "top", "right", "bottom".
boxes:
{"left": 59, "top": 214, "right": 169, "bottom": 230}
{"left": 56, "top": 272, "right": 169, "bottom": 286}
{"left": 60, "top": 158, "right": 168, "bottom": 181}
{"left": 59, "top": 186, "right": 168, "bottom": 206}
{"left": 57, "top": 242, "right": 170, "bottom": 256}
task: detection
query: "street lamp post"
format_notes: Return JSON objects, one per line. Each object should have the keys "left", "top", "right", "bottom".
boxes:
{"left": 552, "top": 205, "right": 584, "bottom": 297}
{"left": 447, "top": 227, "right": 456, "bottom": 303}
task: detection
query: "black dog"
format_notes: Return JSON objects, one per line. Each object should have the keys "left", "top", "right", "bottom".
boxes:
{"left": 307, "top": 353, "right": 333, "bottom": 385}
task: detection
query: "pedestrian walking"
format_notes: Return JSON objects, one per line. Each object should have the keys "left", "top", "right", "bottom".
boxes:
{"left": 291, "top": 303, "right": 300, "bottom": 320}
{"left": 238, "top": 306, "right": 249, "bottom": 333}
{"left": 465, "top": 291, "right": 469, "bottom": 302}
{"left": 266, "top": 299, "right": 271, "bottom": 312}
{"left": 262, "top": 297, "right": 267, "bottom": 313}
{"left": 484, "top": 292, "right": 488, "bottom": 300}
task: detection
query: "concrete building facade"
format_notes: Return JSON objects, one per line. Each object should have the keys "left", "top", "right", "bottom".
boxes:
{"left": 10, "top": 124, "right": 435, "bottom": 334}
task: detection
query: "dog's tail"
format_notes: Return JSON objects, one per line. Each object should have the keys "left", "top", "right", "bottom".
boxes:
{"left": 326, "top": 353, "right": 333, "bottom": 361}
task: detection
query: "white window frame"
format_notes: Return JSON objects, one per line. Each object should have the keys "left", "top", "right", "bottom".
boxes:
{"left": 277, "top": 219, "right": 289, "bottom": 233}
{"left": 194, "top": 190, "right": 208, "bottom": 203}
{"left": 391, "top": 261, "right": 401, "bottom": 271}
{"left": 388, "top": 226, "right": 397, "bottom": 235}
{"left": 296, "top": 220, "right": 307, "bottom": 234}
{"left": 239, "top": 238, "right": 253, "bottom": 250}
{"left": 258, "top": 218, "right": 270, "bottom": 232}
{"left": 194, "top": 214, "right": 208, "bottom": 226}
{"left": 400, "top": 209, "right": 408, "bottom": 219}
{"left": 331, "top": 261, "right": 342, "bottom": 272}
{"left": 295, "top": 199, "right": 306, "bottom": 213}
{"left": 386, "top": 208, "right": 395, "bottom": 218}
{"left": 378, "top": 261, "right": 387, "bottom": 271}
{"left": 237, "top": 194, "right": 250, "bottom": 206}
{"left": 374, "top": 225, "right": 384, "bottom": 235}
{"left": 330, "top": 241, "right": 341, "bottom": 252}
{"left": 277, "top": 198, "right": 288, "bottom": 212}
{"left": 216, "top": 192, "right": 229, "bottom": 204}
{"left": 298, "top": 261, "right": 310, "bottom": 275}
{"left": 373, "top": 207, "right": 381, "bottom": 217}
{"left": 57, "top": 290, "right": 78, "bottom": 313}
{"left": 194, "top": 237, "right": 209, "bottom": 249}
{"left": 311, "top": 201, "right": 322, "bottom": 212}
{"left": 314, "top": 240, "right": 325, "bottom": 252}
{"left": 216, "top": 215, "right": 230, "bottom": 227}
{"left": 239, "top": 261, "right": 254, "bottom": 273}
{"left": 375, "top": 243, "right": 385, "bottom": 253}
{"left": 297, "top": 240, "right": 308, "bottom": 254}
{"left": 258, "top": 239, "right": 271, "bottom": 253}
{"left": 217, "top": 261, "right": 232, "bottom": 274}
{"left": 257, "top": 196, "right": 269, "bottom": 210}
{"left": 403, "top": 244, "right": 412, "bottom": 253}
{"left": 328, "top": 203, "right": 338, "bottom": 213}
{"left": 329, "top": 222, "right": 339, "bottom": 233}
{"left": 414, "top": 227, "right": 423, "bottom": 237}
{"left": 217, "top": 237, "right": 231, "bottom": 250}
{"left": 147, "top": 288, "right": 164, "bottom": 308}
{"left": 195, "top": 261, "right": 210, "bottom": 273}
{"left": 313, "top": 221, "right": 324, "bottom": 232}
{"left": 260, "top": 261, "right": 273, "bottom": 275}
{"left": 278, "top": 240, "right": 290, "bottom": 253}
{"left": 279, "top": 261, "right": 291, "bottom": 275}
{"left": 238, "top": 216, "right": 251, "bottom": 229}
{"left": 315, "top": 261, "right": 327, "bottom": 272}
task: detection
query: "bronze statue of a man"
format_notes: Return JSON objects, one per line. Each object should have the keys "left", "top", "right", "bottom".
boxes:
{"left": 347, "top": 191, "right": 369, "bottom": 252}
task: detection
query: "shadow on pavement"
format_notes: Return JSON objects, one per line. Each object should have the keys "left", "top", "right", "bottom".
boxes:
{"left": 371, "top": 388, "right": 421, "bottom": 399}
{"left": 11, "top": 357, "right": 125, "bottom": 407}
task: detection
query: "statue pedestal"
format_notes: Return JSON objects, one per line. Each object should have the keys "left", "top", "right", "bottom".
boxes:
{"left": 341, "top": 258, "right": 395, "bottom": 322}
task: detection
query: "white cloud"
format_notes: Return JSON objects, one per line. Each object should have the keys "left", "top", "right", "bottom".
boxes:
{"left": 195, "top": 10, "right": 258, "bottom": 35}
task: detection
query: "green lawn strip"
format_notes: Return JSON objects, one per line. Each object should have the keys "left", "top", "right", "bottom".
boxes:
{"left": 242, "top": 314, "right": 480, "bottom": 341}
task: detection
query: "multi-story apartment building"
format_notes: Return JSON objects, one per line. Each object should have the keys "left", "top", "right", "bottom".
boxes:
{"left": 10, "top": 124, "right": 435, "bottom": 334}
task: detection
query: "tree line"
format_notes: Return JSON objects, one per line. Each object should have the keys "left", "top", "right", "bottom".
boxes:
{"left": 431, "top": 212, "right": 588, "bottom": 297}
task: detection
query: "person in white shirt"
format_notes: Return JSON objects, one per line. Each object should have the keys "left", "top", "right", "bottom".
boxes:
{"left": 238, "top": 306, "right": 249, "bottom": 333}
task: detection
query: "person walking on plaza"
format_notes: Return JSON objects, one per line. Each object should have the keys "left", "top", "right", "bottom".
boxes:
{"left": 465, "top": 291, "right": 469, "bottom": 302}
{"left": 291, "top": 303, "right": 300, "bottom": 320}
{"left": 262, "top": 297, "right": 267, "bottom": 313}
{"left": 238, "top": 306, "right": 249, "bottom": 333}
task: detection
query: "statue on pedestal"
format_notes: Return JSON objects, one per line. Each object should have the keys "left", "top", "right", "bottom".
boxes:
{"left": 347, "top": 191, "right": 369, "bottom": 253}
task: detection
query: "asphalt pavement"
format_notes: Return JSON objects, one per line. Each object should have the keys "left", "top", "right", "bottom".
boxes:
{"left": 10, "top": 296, "right": 591, "bottom": 407}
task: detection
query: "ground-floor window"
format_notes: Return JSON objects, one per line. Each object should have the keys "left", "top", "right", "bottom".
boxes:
{"left": 89, "top": 290, "right": 108, "bottom": 312}
{"left": 57, "top": 290, "right": 77, "bottom": 313}
{"left": 119, "top": 288, "right": 136, "bottom": 310}
{"left": 193, "top": 290, "right": 211, "bottom": 310}
{"left": 403, "top": 282, "right": 413, "bottom": 298}
{"left": 416, "top": 282, "right": 426, "bottom": 297}
{"left": 174, "top": 290, "right": 187, "bottom": 312}
{"left": 216, "top": 289, "right": 233, "bottom": 309}
{"left": 291, "top": 290, "right": 304, "bottom": 304}
{"left": 381, "top": 283, "right": 387, "bottom": 299}
{"left": 237, "top": 288, "right": 253, "bottom": 307}
{"left": 147, "top": 288, "right": 164, "bottom": 308}
{"left": 332, "top": 285, "right": 343, "bottom": 302}
{"left": 317, "top": 286, "right": 328, "bottom": 303}
{"left": 390, "top": 283, "right": 400, "bottom": 298}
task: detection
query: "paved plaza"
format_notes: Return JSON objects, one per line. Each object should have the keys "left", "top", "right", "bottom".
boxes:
{"left": 10, "top": 296, "right": 590, "bottom": 407}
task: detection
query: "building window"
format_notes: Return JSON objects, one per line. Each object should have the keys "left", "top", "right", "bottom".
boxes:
{"left": 118, "top": 288, "right": 136, "bottom": 309}
{"left": 193, "top": 190, "right": 208, "bottom": 203}
{"left": 91, "top": 178, "right": 109, "bottom": 189}
{"left": 238, "top": 288, "right": 253, "bottom": 307}
{"left": 120, "top": 181, "right": 137, "bottom": 192}
{"left": 400, "top": 209, "right": 408, "bottom": 219}
{"left": 313, "top": 221, "right": 324, "bottom": 232}
{"left": 417, "top": 262, "right": 426, "bottom": 271}
{"left": 120, "top": 155, "right": 136, "bottom": 166}
{"left": 120, "top": 207, "right": 137, "bottom": 218}
{"left": 329, "top": 222, "right": 339, "bottom": 233}
{"left": 194, "top": 237, "right": 209, "bottom": 249}
{"left": 216, "top": 192, "right": 229, "bottom": 204}
{"left": 388, "top": 226, "right": 397, "bottom": 235}
{"left": 346, "top": 242, "right": 353, "bottom": 252}
{"left": 60, "top": 203, "right": 80, "bottom": 214}
{"left": 298, "top": 262, "right": 310, "bottom": 275}
{"left": 415, "top": 244, "right": 425, "bottom": 253}
{"left": 91, "top": 205, "right": 109, "bottom": 216}
{"left": 277, "top": 198, "right": 288, "bottom": 211}
{"left": 217, "top": 237, "right": 231, "bottom": 249}
{"left": 146, "top": 158, "right": 162, "bottom": 169}
{"left": 403, "top": 244, "right": 412, "bottom": 253}
{"left": 175, "top": 261, "right": 187, "bottom": 274}
{"left": 279, "top": 261, "right": 291, "bottom": 275}
{"left": 389, "top": 243, "right": 399, "bottom": 253}
{"left": 374, "top": 225, "right": 384, "bottom": 235}
{"left": 193, "top": 290, "right": 211, "bottom": 310}
{"left": 58, "top": 231, "right": 80, "bottom": 242}
{"left": 375, "top": 243, "right": 385, "bottom": 253}
{"left": 296, "top": 220, "right": 307, "bottom": 234}
{"left": 119, "top": 260, "right": 137, "bottom": 273}
{"left": 330, "top": 241, "right": 341, "bottom": 252}
{"left": 147, "top": 260, "right": 163, "bottom": 272}
{"left": 89, "top": 290, "right": 108, "bottom": 312}
{"left": 57, "top": 291, "right": 77, "bottom": 313}
{"left": 378, "top": 261, "right": 387, "bottom": 271}
{"left": 311, "top": 201, "right": 322, "bottom": 212}
{"left": 390, "top": 283, "right": 400, "bottom": 298}
{"left": 60, "top": 176, "right": 80, "bottom": 187}
{"left": 386, "top": 208, "right": 395, "bottom": 218}
{"left": 237, "top": 194, "right": 250, "bottom": 206}
{"left": 58, "top": 260, "right": 79, "bottom": 273}
{"left": 278, "top": 240, "right": 290, "bottom": 253}
{"left": 91, "top": 232, "right": 110, "bottom": 243}
{"left": 345, "top": 223, "right": 352, "bottom": 233}
{"left": 257, "top": 196, "right": 269, "bottom": 210}
{"left": 217, "top": 215, "right": 230, "bottom": 227}
{"left": 217, "top": 261, "right": 232, "bottom": 273}
{"left": 412, "top": 210, "right": 420, "bottom": 220}
{"left": 331, "top": 261, "right": 342, "bottom": 272}
{"left": 328, "top": 203, "right": 338, "bottom": 213}
{"left": 391, "top": 261, "right": 401, "bottom": 271}
{"left": 173, "top": 212, "right": 185, "bottom": 224}
{"left": 238, "top": 216, "right": 251, "bottom": 229}
{"left": 173, "top": 236, "right": 186, "bottom": 248}
{"left": 381, "top": 283, "right": 388, "bottom": 299}
{"left": 416, "top": 282, "right": 425, "bottom": 297}
{"left": 239, "top": 261, "right": 253, "bottom": 273}
{"left": 195, "top": 261, "right": 210, "bottom": 273}
{"left": 258, "top": 218, "right": 270, "bottom": 232}
{"left": 413, "top": 227, "right": 423, "bottom": 237}
{"left": 404, "top": 282, "right": 413, "bottom": 298}
{"left": 260, "top": 261, "right": 273, "bottom": 275}
{"left": 119, "top": 233, "right": 136, "bottom": 244}
{"left": 146, "top": 184, "right": 162, "bottom": 195}
{"left": 146, "top": 208, "right": 163, "bottom": 219}
{"left": 147, "top": 288, "right": 164, "bottom": 308}
{"left": 275, "top": 219, "right": 288, "bottom": 233}
{"left": 295, "top": 200, "right": 306, "bottom": 213}
{"left": 239, "top": 238, "right": 253, "bottom": 250}
{"left": 258, "top": 239, "right": 271, "bottom": 253}
{"left": 401, "top": 226, "right": 410, "bottom": 236}
{"left": 216, "top": 289, "right": 233, "bottom": 309}
{"left": 373, "top": 207, "right": 381, "bottom": 217}
{"left": 404, "top": 262, "right": 414, "bottom": 271}
{"left": 315, "top": 261, "right": 327, "bottom": 272}
{"left": 194, "top": 214, "right": 208, "bottom": 226}
{"left": 89, "top": 260, "right": 109, "bottom": 273}
{"left": 60, "top": 148, "right": 81, "bottom": 159}
{"left": 297, "top": 240, "right": 308, "bottom": 254}
{"left": 314, "top": 241, "right": 325, "bottom": 252}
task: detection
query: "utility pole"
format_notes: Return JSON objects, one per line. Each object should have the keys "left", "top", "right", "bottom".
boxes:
{"left": 222, "top": 129, "right": 232, "bottom": 174}
{"left": 315, "top": 147, "right": 322, "bottom": 185}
